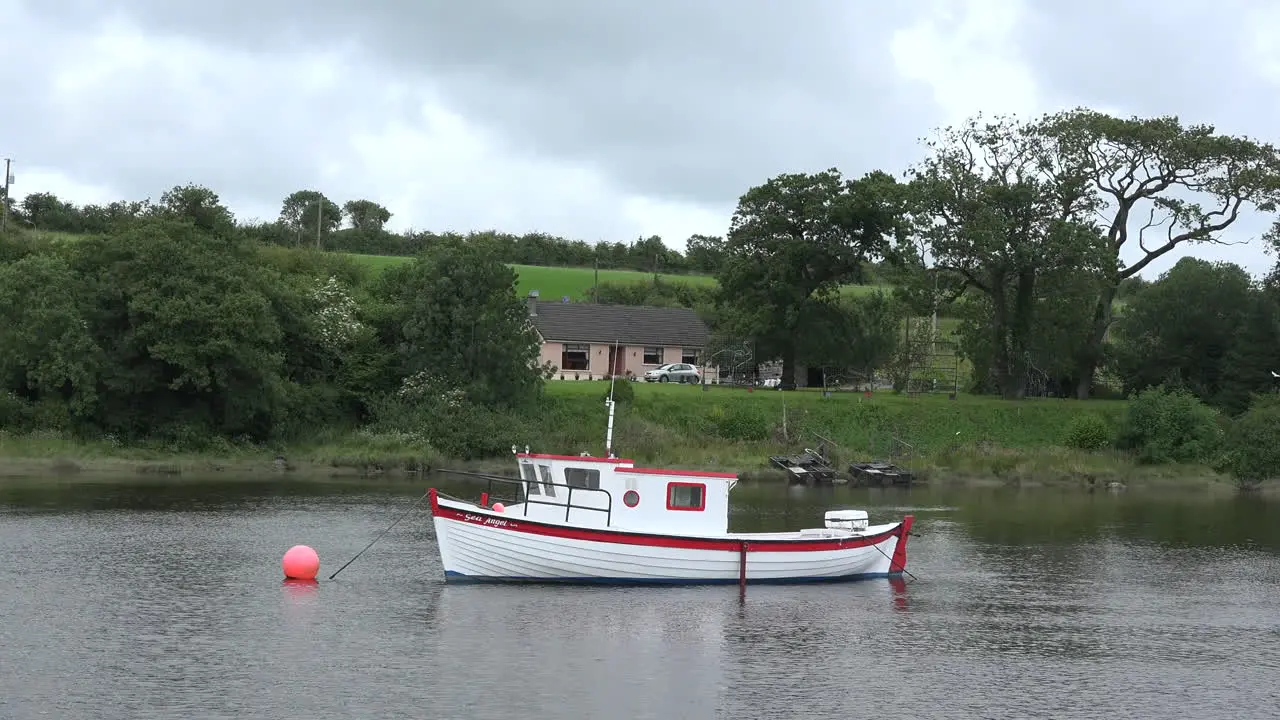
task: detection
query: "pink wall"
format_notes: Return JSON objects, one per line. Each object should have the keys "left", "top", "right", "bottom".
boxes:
{"left": 539, "top": 342, "right": 562, "bottom": 369}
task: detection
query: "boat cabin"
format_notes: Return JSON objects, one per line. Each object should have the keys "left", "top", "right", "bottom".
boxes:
{"left": 508, "top": 452, "right": 737, "bottom": 535}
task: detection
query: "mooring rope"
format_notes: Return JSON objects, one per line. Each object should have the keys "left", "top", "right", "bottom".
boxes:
{"left": 870, "top": 534, "right": 920, "bottom": 584}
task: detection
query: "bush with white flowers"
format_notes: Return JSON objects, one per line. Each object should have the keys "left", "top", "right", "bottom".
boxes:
{"left": 310, "top": 275, "right": 365, "bottom": 350}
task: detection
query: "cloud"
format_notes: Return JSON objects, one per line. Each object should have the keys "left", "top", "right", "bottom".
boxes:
{"left": 3, "top": 0, "right": 1280, "bottom": 275}
{"left": 890, "top": 0, "right": 1041, "bottom": 126}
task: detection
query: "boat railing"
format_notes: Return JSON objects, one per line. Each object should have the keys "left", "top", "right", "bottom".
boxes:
{"left": 436, "top": 469, "right": 614, "bottom": 526}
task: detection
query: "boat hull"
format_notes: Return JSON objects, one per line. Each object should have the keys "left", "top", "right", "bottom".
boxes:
{"left": 430, "top": 491, "right": 912, "bottom": 585}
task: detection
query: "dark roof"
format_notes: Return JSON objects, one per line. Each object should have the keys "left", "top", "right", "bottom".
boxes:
{"left": 529, "top": 301, "right": 710, "bottom": 347}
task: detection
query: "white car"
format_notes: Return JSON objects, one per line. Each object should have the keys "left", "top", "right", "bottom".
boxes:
{"left": 643, "top": 363, "right": 701, "bottom": 383}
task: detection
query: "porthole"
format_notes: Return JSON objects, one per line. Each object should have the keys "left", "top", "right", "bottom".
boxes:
{"left": 623, "top": 490, "right": 640, "bottom": 508}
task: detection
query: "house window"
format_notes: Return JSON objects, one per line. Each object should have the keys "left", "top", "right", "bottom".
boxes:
{"left": 537, "top": 465, "right": 557, "bottom": 497}
{"left": 565, "top": 467, "right": 600, "bottom": 490}
{"left": 681, "top": 348, "right": 699, "bottom": 365}
{"left": 666, "top": 482, "right": 705, "bottom": 511}
{"left": 562, "top": 343, "right": 589, "bottom": 370}
{"left": 521, "top": 464, "right": 540, "bottom": 496}
{"left": 643, "top": 347, "right": 662, "bottom": 365}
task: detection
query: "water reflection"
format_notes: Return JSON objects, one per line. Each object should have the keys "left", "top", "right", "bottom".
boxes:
{"left": 431, "top": 585, "right": 728, "bottom": 718}
{"left": 280, "top": 578, "right": 319, "bottom": 598}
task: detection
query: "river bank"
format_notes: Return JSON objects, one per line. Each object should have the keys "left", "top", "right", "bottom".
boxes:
{"left": 0, "top": 383, "right": 1249, "bottom": 490}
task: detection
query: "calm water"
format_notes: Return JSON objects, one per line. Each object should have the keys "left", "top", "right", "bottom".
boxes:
{"left": 1, "top": 474, "right": 1278, "bottom": 719}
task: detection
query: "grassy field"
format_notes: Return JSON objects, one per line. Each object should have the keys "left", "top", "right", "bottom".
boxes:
{"left": 473, "top": 382, "right": 1222, "bottom": 487}
{"left": 344, "top": 253, "right": 895, "bottom": 302}
{"left": 1, "top": 381, "right": 1230, "bottom": 488}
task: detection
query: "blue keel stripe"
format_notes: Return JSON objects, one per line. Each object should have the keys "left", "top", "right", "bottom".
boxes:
{"left": 442, "top": 570, "right": 901, "bottom": 585}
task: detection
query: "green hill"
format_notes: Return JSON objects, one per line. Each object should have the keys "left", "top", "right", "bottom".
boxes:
{"left": 343, "top": 253, "right": 894, "bottom": 302}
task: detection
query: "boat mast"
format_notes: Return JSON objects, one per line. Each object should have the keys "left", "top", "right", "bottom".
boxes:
{"left": 605, "top": 338, "right": 619, "bottom": 457}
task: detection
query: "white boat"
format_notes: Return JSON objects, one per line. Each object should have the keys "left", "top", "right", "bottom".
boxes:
{"left": 427, "top": 388, "right": 915, "bottom": 585}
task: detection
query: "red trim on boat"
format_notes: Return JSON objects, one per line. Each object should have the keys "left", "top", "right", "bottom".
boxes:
{"left": 517, "top": 453, "right": 633, "bottom": 464}
{"left": 429, "top": 497, "right": 901, "bottom": 553}
{"left": 616, "top": 467, "right": 738, "bottom": 478}
{"left": 890, "top": 514, "right": 913, "bottom": 573}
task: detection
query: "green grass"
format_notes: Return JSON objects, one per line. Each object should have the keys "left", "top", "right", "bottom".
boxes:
{"left": 510, "top": 263, "right": 715, "bottom": 301}
{"left": 0, "top": 382, "right": 1230, "bottom": 487}
{"left": 531, "top": 381, "right": 1229, "bottom": 486}
{"left": 345, "top": 253, "right": 409, "bottom": 274}
{"left": 343, "top": 253, "right": 895, "bottom": 302}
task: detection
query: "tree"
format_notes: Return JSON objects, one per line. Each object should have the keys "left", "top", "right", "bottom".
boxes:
{"left": 73, "top": 219, "right": 286, "bottom": 441}
{"left": 901, "top": 115, "right": 1106, "bottom": 399}
{"left": 19, "top": 192, "right": 82, "bottom": 232}
{"left": 279, "top": 190, "right": 342, "bottom": 246}
{"left": 0, "top": 254, "right": 100, "bottom": 418}
{"left": 1216, "top": 272, "right": 1280, "bottom": 414}
{"left": 380, "top": 239, "right": 544, "bottom": 409}
{"left": 1032, "top": 108, "right": 1280, "bottom": 398}
{"left": 684, "top": 234, "right": 725, "bottom": 274}
{"left": 628, "top": 235, "right": 681, "bottom": 274}
{"left": 717, "top": 168, "right": 900, "bottom": 389}
{"left": 156, "top": 183, "right": 235, "bottom": 235}
{"left": 793, "top": 292, "right": 901, "bottom": 386}
{"left": 1110, "top": 257, "right": 1255, "bottom": 405}
{"left": 343, "top": 199, "right": 392, "bottom": 232}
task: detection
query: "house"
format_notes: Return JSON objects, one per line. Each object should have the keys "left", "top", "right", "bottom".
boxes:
{"left": 526, "top": 291, "right": 719, "bottom": 382}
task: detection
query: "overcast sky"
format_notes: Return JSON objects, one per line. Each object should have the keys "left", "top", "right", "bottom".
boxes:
{"left": 4, "top": 0, "right": 1280, "bottom": 277}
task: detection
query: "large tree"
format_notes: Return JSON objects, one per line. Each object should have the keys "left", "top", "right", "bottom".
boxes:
{"left": 279, "top": 190, "right": 342, "bottom": 246}
{"left": 1110, "top": 257, "right": 1255, "bottom": 404}
{"left": 900, "top": 115, "right": 1106, "bottom": 399}
{"left": 792, "top": 291, "right": 902, "bottom": 387}
{"left": 74, "top": 219, "right": 286, "bottom": 440}
{"left": 717, "top": 168, "right": 900, "bottom": 389}
{"left": 343, "top": 199, "right": 392, "bottom": 232}
{"left": 0, "top": 253, "right": 100, "bottom": 419}
{"left": 1032, "top": 108, "right": 1280, "bottom": 398}
{"left": 156, "top": 183, "right": 235, "bottom": 235}
{"left": 684, "top": 234, "right": 725, "bottom": 275}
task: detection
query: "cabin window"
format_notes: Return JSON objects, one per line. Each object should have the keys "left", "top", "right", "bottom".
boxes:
{"left": 521, "top": 464, "right": 540, "bottom": 496}
{"left": 666, "top": 482, "right": 705, "bottom": 511}
{"left": 537, "top": 465, "right": 557, "bottom": 497}
{"left": 562, "top": 343, "right": 590, "bottom": 371}
{"left": 643, "top": 347, "right": 662, "bottom": 365}
{"left": 681, "top": 348, "right": 699, "bottom": 365}
{"left": 565, "top": 467, "right": 600, "bottom": 490}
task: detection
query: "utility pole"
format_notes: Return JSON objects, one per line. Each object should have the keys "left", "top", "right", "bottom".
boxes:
{"left": 932, "top": 271, "right": 939, "bottom": 337}
{"left": 593, "top": 255, "right": 599, "bottom": 303}
{"left": 1, "top": 158, "right": 12, "bottom": 234}
{"left": 316, "top": 200, "right": 322, "bottom": 250}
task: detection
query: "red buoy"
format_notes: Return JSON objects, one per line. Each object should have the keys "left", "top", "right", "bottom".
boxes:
{"left": 282, "top": 544, "right": 320, "bottom": 580}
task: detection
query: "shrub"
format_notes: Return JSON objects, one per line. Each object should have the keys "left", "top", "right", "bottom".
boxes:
{"left": 0, "top": 392, "right": 31, "bottom": 431}
{"left": 1116, "top": 386, "right": 1221, "bottom": 464}
{"left": 1215, "top": 395, "right": 1280, "bottom": 488}
{"left": 603, "top": 377, "right": 635, "bottom": 405}
{"left": 1063, "top": 414, "right": 1112, "bottom": 451}
{"left": 706, "top": 402, "right": 770, "bottom": 442}
{"left": 424, "top": 402, "right": 527, "bottom": 461}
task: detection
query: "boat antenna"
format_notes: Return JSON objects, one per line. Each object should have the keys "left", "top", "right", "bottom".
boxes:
{"left": 605, "top": 338, "right": 619, "bottom": 457}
